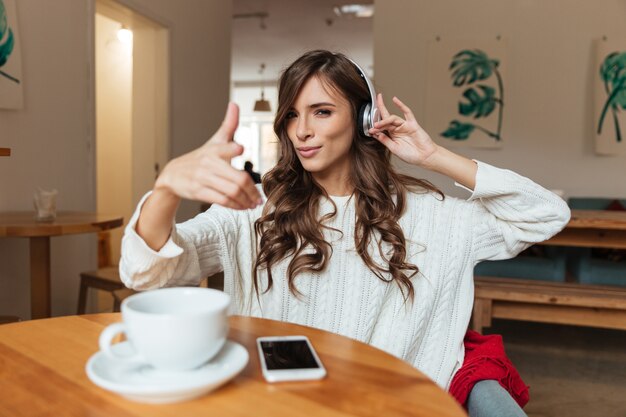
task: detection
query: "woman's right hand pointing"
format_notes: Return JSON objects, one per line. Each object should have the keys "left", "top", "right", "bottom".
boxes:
{"left": 154, "top": 102, "right": 263, "bottom": 210}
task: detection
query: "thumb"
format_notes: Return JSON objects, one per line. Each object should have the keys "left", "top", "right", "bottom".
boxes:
{"left": 216, "top": 141, "right": 244, "bottom": 160}
{"left": 211, "top": 102, "right": 239, "bottom": 144}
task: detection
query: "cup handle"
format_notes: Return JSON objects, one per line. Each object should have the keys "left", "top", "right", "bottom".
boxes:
{"left": 99, "top": 322, "right": 140, "bottom": 361}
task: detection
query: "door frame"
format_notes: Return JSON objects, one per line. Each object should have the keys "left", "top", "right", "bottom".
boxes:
{"left": 87, "top": 0, "right": 173, "bottom": 211}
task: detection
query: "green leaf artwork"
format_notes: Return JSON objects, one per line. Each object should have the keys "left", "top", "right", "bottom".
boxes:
{"left": 441, "top": 120, "right": 475, "bottom": 140}
{"left": 441, "top": 49, "right": 503, "bottom": 141}
{"left": 450, "top": 49, "right": 498, "bottom": 86}
{"left": 0, "top": 0, "right": 19, "bottom": 84}
{"left": 597, "top": 51, "right": 626, "bottom": 142}
{"left": 459, "top": 85, "right": 497, "bottom": 118}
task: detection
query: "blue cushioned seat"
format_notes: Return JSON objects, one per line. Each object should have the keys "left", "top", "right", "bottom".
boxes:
{"left": 474, "top": 246, "right": 567, "bottom": 282}
{"left": 568, "top": 198, "right": 626, "bottom": 210}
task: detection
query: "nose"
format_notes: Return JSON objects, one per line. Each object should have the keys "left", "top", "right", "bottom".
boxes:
{"left": 295, "top": 116, "right": 313, "bottom": 141}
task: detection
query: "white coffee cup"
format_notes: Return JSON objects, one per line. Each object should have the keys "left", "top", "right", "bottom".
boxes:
{"left": 99, "top": 287, "right": 230, "bottom": 371}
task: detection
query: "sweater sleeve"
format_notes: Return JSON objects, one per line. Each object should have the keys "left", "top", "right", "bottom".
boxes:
{"left": 119, "top": 192, "right": 240, "bottom": 290}
{"left": 457, "top": 161, "right": 571, "bottom": 263}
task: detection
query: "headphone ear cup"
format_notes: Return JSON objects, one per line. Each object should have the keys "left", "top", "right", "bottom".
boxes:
{"left": 358, "top": 102, "right": 371, "bottom": 137}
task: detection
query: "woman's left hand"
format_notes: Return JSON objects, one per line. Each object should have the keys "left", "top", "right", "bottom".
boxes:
{"left": 368, "top": 94, "right": 439, "bottom": 167}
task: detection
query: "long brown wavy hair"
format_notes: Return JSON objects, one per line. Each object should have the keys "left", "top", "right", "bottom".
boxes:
{"left": 253, "top": 50, "right": 443, "bottom": 302}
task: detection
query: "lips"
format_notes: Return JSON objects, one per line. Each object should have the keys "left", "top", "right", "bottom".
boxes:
{"left": 297, "top": 146, "right": 322, "bottom": 158}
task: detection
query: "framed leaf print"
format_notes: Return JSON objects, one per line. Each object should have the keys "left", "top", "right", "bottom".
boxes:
{"left": 0, "top": 0, "right": 23, "bottom": 110}
{"left": 425, "top": 38, "right": 507, "bottom": 149}
{"left": 594, "top": 38, "right": 625, "bottom": 156}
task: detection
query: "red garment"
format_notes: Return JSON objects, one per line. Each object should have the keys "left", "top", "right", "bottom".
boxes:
{"left": 449, "top": 330, "right": 530, "bottom": 408}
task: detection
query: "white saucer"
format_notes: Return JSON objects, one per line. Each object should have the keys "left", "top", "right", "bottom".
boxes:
{"left": 86, "top": 340, "right": 249, "bottom": 404}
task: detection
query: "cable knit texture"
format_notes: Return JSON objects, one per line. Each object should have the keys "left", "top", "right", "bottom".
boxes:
{"left": 120, "top": 160, "right": 570, "bottom": 389}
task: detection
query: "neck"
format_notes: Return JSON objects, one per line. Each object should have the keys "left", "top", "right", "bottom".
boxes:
{"left": 313, "top": 172, "right": 353, "bottom": 196}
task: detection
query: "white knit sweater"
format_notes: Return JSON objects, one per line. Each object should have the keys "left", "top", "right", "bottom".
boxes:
{"left": 120, "top": 160, "right": 570, "bottom": 389}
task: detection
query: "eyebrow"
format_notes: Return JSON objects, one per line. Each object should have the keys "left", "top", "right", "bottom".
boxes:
{"left": 308, "top": 102, "right": 336, "bottom": 109}
{"left": 288, "top": 102, "right": 337, "bottom": 112}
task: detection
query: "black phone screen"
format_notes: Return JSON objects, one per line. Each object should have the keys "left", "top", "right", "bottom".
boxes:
{"left": 260, "top": 340, "right": 320, "bottom": 370}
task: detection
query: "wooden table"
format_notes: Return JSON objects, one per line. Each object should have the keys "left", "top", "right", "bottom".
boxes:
{"left": 0, "top": 314, "right": 467, "bottom": 417}
{"left": 474, "top": 209, "right": 626, "bottom": 332}
{"left": 0, "top": 212, "right": 123, "bottom": 319}
{"left": 542, "top": 209, "right": 626, "bottom": 249}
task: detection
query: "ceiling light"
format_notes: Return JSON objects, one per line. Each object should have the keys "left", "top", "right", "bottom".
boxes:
{"left": 254, "top": 92, "right": 271, "bottom": 112}
{"left": 254, "top": 63, "right": 272, "bottom": 112}
{"left": 333, "top": 4, "right": 374, "bottom": 18}
{"left": 117, "top": 27, "right": 133, "bottom": 45}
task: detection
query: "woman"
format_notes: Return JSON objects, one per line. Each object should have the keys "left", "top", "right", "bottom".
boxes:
{"left": 121, "top": 50, "right": 570, "bottom": 415}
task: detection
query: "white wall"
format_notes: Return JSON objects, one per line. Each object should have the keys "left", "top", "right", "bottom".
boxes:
{"left": 0, "top": 0, "right": 232, "bottom": 319}
{"left": 374, "top": 0, "right": 626, "bottom": 199}
{"left": 96, "top": 13, "right": 133, "bottom": 266}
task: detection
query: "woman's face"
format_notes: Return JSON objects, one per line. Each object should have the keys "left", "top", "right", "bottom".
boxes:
{"left": 285, "top": 76, "right": 354, "bottom": 184}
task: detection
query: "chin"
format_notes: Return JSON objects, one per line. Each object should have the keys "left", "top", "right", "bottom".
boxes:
{"left": 299, "top": 159, "right": 326, "bottom": 173}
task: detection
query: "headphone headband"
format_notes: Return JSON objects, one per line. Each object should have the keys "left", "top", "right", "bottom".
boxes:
{"left": 347, "top": 58, "right": 380, "bottom": 137}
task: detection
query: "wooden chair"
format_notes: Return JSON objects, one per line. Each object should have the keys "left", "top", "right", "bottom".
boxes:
{"left": 77, "top": 266, "right": 131, "bottom": 314}
{"left": 111, "top": 288, "right": 135, "bottom": 312}
{"left": 77, "top": 232, "right": 134, "bottom": 314}
{"left": 79, "top": 225, "right": 225, "bottom": 314}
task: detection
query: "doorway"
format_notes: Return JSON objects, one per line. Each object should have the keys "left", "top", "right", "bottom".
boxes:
{"left": 94, "top": 0, "right": 170, "bottom": 268}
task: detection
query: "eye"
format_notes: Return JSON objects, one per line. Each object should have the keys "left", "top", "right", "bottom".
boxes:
{"left": 315, "top": 109, "right": 332, "bottom": 116}
{"left": 285, "top": 111, "right": 297, "bottom": 120}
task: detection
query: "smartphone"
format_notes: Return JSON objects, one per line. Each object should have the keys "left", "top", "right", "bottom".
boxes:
{"left": 256, "top": 335, "right": 327, "bottom": 382}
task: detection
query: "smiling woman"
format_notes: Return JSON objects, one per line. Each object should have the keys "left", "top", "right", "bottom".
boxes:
{"left": 256, "top": 50, "right": 443, "bottom": 304}
{"left": 120, "top": 50, "right": 570, "bottom": 417}
{"left": 284, "top": 77, "right": 354, "bottom": 192}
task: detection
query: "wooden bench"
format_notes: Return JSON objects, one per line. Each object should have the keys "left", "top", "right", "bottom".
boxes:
{"left": 472, "top": 276, "right": 626, "bottom": 333}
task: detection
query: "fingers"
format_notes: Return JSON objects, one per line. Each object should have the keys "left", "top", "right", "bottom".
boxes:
{"left": 210, "top": 158, "right": 263, "bottom": 207}
{"left": 211, "top": 102, "right": 240, "bottom": 144}
{"left": 199, "top": 173, "right": 256, "bottom": 210}
{"left": 216, "top": 141, "right": 244, "bottom": 160}
{"left": 369, "top": 129, "right": 395, "bottom": 149}
{"left": 374, "top": 115, "right": 404, "bottom": 130}
{"left": 194, "top": 187, "right": 249, "bottom": 210}
{"left": 377, "top": 93, "right": 391, "bottom": 119}
{"left": 391, "top": 96, "right": 416, "bottom": 122}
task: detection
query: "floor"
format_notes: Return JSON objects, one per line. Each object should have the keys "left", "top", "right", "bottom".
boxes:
{"left": 486, "top": 320, "right": 626, "bottom": 417}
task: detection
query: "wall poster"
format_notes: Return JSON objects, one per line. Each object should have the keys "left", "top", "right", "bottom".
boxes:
{"left": 594, "top": 38, "right": 625, "bottom": 156}
{"left": 0, "top": 0, "right": 23, "bottom": 110}
{"left": 426, "top": 38, "right": 506, "bottom": 149}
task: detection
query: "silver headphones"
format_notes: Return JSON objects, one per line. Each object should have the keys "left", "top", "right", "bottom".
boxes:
{"left": 348, "top": 58, "right": 381, "bottom": 138}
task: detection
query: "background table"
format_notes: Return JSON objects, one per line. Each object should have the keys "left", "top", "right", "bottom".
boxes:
{"left": 0, "top": 212, "right": 123, "bottom": 319}
{"left": 474, "top": 209, "right": 626, "bottom": 332}
{"left": 0, "top": 314, "right": 467, "bottom": 417}
{"left": 543, "top": 209, "right": 626, "bottom": 249}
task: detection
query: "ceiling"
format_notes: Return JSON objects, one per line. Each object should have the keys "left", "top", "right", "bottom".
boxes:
{"left": 231, "top": 0, "right": 374, "bottom": 85}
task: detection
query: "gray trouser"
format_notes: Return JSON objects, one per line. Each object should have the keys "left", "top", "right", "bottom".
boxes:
{"left": 467, "top": 380, "right": 528, "bottom": 417}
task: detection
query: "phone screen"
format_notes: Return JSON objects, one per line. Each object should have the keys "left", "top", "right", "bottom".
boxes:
{"left": 260, "top": 340, "right": 320, "bottom": 370}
